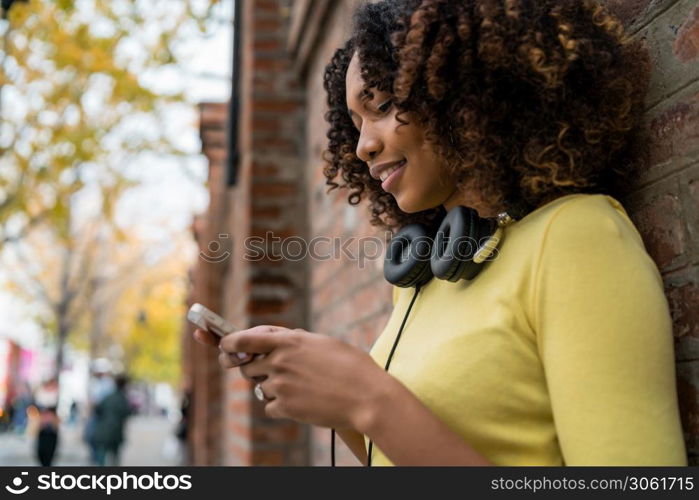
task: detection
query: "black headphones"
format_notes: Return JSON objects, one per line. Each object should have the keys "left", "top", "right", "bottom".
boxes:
{"left": 384, "top": 206, "right": 516, "bottom": 287}
{"left": 330, "top": 204, "right": 519, "bottom": 466}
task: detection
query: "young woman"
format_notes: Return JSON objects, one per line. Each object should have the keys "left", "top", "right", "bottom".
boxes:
{"left": 194, "top": 0, "right": 687, "bottom": 466}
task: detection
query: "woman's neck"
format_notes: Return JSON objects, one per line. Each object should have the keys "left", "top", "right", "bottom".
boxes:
{"left": 441, "top": 187, "right": 502, "bottom": 218}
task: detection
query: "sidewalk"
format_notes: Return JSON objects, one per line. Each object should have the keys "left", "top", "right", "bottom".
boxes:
{"left": 0, "top": 415, "right": 183, "bottom": 466}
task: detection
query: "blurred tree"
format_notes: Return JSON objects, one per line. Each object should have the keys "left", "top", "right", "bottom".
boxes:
{"left": 0, "top": 0, "right": 221, "bottom": 377}
{"left": 3, "top": 206, "right": 126, "bottom": 378}
{"left": 107, "top": 245, "right": 192, "bottom": 385}
{"left": 0, "top": 0, "right": 220, "bottom": 244}
{"left": 3, "top": 204, "right": 195, "bottom": 383}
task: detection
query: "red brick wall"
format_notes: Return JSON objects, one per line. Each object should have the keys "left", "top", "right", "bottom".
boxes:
{"left": 604, "top": 0, "right": 699, "bottom": 465}
{"left": 184, "top": 102, "right": 231, "bottom": 465}
{"left": 219, "top": 0, "right": 309, "bottom": 465}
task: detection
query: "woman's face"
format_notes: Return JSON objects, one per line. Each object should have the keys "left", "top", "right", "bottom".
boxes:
{"left": 345, "top": 52, "right": 457, "bottom": 213}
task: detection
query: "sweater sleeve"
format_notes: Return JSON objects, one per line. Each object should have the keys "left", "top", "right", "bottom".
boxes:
{"left": 533, "top": 196, "right": 687, "bottom": 465}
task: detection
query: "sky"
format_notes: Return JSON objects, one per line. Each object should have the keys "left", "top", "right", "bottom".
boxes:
{"left": 0, "top": 0, "right": 233, "bottom": 349}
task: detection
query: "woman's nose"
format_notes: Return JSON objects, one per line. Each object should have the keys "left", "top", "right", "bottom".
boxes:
{"left": 356, "top": 132, "right": 382, "bottom": 163}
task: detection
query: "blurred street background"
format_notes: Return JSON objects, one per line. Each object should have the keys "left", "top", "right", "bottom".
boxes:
{"left": 0, "top": 0, "right": 231, "bottom": 466}
{"left": 0, "top": 415, "right": 181, "bottom": 466}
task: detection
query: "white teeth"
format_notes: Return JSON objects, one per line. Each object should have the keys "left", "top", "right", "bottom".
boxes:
{"left": 379, "top": 161, "right": 405, "bottom": 182}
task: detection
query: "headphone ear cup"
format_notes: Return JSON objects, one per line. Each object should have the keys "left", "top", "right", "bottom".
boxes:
{"left": 384, "top": 223, "right": 434, "bottom": 288}
{"left": 430, "top": 206, "right": 498, "bottom": 282}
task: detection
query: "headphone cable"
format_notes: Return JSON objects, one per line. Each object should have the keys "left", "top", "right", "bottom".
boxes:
{"left": 330, "top": 284, "right": 422, "bottom": 466}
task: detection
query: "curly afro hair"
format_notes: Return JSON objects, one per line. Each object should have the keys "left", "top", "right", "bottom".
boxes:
{"left": 322, "top": 0, "right": 650, "bottom": 232}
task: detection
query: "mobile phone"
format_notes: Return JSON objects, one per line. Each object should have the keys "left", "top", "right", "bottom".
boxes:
{"left": 187, "top": 304, "right": 265, "bottom": 359}
{"left": 188, "top": 303, "right": 263, "bottom": 362}
{"left": 187, "top": 303, "right": 237, "bottom": 338}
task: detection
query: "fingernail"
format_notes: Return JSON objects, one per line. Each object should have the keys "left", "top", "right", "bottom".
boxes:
{"left": 236, "top": 352, "right": 249, "bottom": 359}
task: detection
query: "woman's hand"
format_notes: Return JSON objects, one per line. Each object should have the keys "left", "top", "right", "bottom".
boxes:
{"left": 193, "top": 328, "right": 255, "bottom": 368}
{"left": 194, "top": 325, "right": 390, "bottom": 430}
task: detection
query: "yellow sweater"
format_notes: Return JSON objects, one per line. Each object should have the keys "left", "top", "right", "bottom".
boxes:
{"left": 366, "top": 193, "right": 687, "bottom": 466}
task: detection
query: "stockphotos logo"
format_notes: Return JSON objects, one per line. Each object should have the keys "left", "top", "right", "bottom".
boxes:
{"left": 4, "top": 471, "right": 192, "bottom": 496}
{"left": 5, "top": 472, "right": 29, "bottom": 495}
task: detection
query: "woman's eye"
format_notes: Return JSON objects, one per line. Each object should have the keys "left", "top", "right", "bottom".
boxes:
{"left": 377, "top": 100, "right": 393, "bottom": 113}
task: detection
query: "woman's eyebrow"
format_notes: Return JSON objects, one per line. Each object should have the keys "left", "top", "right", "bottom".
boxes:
{"left": 347, "top": 89, "right": 377, "bottom": 118}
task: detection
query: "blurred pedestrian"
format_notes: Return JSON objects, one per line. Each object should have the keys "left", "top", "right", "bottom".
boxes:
{"left": 175, "top": 390, "right": 191, "bottom": 465}
{"left": 68, "top": 401, "right": 79, "bottom": 426}
{"left": 84, "top": 359, "right": 114, "bottom": 464}
{"left": 10, "top": 382, "right": 34, "bottom": 434}
{"left": 34, "top": 378, "right": 60, "bottom": 466}
{"left": 93, "top": 374, "right": 131, "bottom": 466}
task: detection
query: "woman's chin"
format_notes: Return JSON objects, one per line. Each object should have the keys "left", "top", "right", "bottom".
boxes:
{"left": 394, "top": 191, "right": 449, "bottom": 214}
{"left": 393, "top": 194, "right": 428, "bottom": 214}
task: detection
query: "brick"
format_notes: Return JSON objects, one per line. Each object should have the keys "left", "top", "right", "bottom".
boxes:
{"left": 251, "top": 117, "right": 282, "bottom": 133}
{"left": 628, "top": 189, "right": 686, "bottom": 271}
{"left": 666, "top": 278, "right": 699, "bottom": 336}
{"left": 228, "top": 418, "right": 251, "bottom": 440}
{"left": 253, "top": 0, "right": 281, "bottom": 11}
{"left": 253, "top": 17, "right": 282, "bottom": 32}
{"left": 605, "top": 0, "right": 653, "bottom": 27}
{"left": 250, "top": 226, "right": 298, "bottom": 239}
{"left": 674, "top": 3, "right": 699, "bottom": 62}
{"left": 252, "top": 135, "right": 298, "bottom": 153}
{"left": 252, "top": 423, "right": 301, "bottom": 443}
{"left": 199, "top": 103, "right": 228, "bottom": 129}
{"left": 647, "top": 94, "right": 699, "bottom": 167}
{"left": 252, "top": 99, "right": 302, "bottom": 114}
{"left": 248, "top": 255, "right": 285, "bottom": 268}
{"left": 248, "top": 297, "right": 290, "bottom": 315}
{"left": 252, "top": 399, "right": 268, "bottom": 419}
{"left": 232, "top": 377, "right": 252, "bottom": 391}
{"left": 639, "top": 0, "right": 699, "bottom": 110}
{"left": 312, "top": 259, "right": 347, "bottom": 293}
{"left": 250, "top": 79, "right": 277, "bottom": 93}
{"left": 227, "top": 441, "right": 251, "bottom": 465}
{"left": 684, "top": 166, "right": 699, "bottom": 254}
{"left": 251, "top": 273, "right": 293, "bottom": 287}
{"left": 253, "top": 58, "right": 284, "bottom": 72}
{"left": 252, "top": 450, "right": 285, "bottom": 466}
{"left": 229, "top": 400, "right": 250, "bottom": 415}
{"left": 286, "top": 446, "right": 310, "bottom": 466}
{"left": 252, "top": 164, "right": 281, "bottom": 178}
{"left": 251, "top": 205, "right": 282, "bottom": 218}
{"left": 251, "top": 182, "right": 297, "bottom": 197}
{"left": 676, "top": 361, "right": 699, "bottom": 457}
{"left": 315, "top": 298, "right": 358, "bottom": 338}
{"left": 202, "top": 129, "right": 227, "bottom": 148}
{"left": 203, "top": 146, "right": 227, "bottom": 166}
{"left": 253, "top": 38, "right": 283, "bottom": 52}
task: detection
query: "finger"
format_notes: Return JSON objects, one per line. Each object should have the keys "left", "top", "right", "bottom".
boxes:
{"left": 240, "top": 370, "right": 267, "bottom": 383}
{"left": 220, "top": 325, "right": 295, "bottom": 354}
{"left": 263, "top": 399, "right": 286, "bottom": 419}
{"left": 194, "top": 328, "right": 220, "bottom": 348}
{"left": 239, "top": 355, "right": 274, "bottom": 380}
{"left": 257, "top": 379, "right": 276, "bottom": 402}
{"left": 218, "top": 350, "right": 252, "bottom": 370}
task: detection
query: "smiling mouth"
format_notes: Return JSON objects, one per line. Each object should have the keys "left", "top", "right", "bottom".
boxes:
{"left": 379, "top": 160, "right": 407, "bottom": 182}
